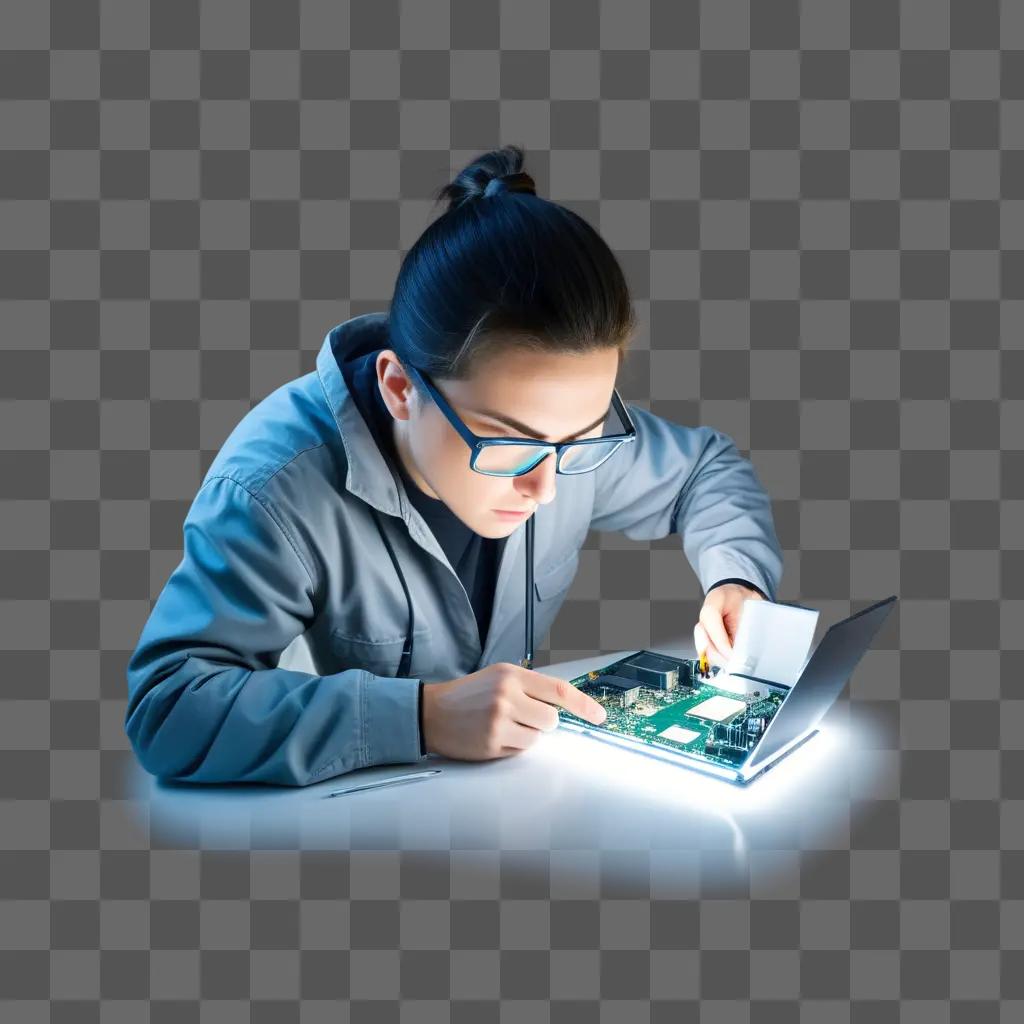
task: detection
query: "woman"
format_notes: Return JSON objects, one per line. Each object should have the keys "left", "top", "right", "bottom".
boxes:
{"left": 124, "top": 145, "right": 782, "bottom": 786}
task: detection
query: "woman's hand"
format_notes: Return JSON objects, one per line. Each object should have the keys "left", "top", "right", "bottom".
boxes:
{"left": 421, "top": 661, "right": 607, "bottom": 760}
{"left": 693, "top": 582, "right": 765, "bottom": 670}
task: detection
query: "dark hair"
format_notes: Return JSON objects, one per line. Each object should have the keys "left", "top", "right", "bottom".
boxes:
{"left": 387, "top": 144, "right": 637, "bottom": 388}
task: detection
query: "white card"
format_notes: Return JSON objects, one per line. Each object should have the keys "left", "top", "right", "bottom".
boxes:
{"left": 713, "top": 600, "right": 819, "bottom": 695}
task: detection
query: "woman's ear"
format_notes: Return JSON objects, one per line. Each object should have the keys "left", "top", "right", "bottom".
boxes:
{"left": 376, "top": 351, "right": 416, "bottom": 421}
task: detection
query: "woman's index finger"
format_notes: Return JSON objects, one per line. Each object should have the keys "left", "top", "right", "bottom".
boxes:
{"left": 523, "top": 669, "right": 607, "bottom": 724}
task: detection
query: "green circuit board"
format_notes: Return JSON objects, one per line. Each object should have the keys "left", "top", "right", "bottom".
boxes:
{"left": 557, "top": 649, "right": 785, "bottom": 768}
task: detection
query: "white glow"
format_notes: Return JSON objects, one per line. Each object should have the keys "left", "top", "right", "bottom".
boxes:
{"left": 125, "top": 700, "right": 882, "bottom": 874}
{"left": 546, "top": 719, "right": 844, "bottom": 820}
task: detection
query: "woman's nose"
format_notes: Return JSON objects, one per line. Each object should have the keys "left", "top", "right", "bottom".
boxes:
{"left": 515, "top": 451, "right": 558, "bottom": 505}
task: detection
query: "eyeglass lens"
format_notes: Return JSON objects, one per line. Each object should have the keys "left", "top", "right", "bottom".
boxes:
{"left": 470, "top": 394, "right": 629, "bottom": 476}
{"left": 474, "top": 438, "right": 624, "bottom": 475}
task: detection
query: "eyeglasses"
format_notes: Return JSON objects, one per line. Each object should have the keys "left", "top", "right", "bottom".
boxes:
{"left": 403, "top": 361, "right": 637, "bottom": 477}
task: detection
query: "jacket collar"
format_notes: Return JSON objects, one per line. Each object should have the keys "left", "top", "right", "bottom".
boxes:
{"left": 315, "top": 310, "right": 527, "bottom": 668}
{"left": 316, "top": 311, "right": 409, "bottom": 518}
{"left": 315, "top": 313, "right": 490, "bottom": 575}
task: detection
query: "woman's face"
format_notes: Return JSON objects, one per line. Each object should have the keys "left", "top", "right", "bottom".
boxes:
{"left": 375, "top": 343, "right": 623, "bottom": 537}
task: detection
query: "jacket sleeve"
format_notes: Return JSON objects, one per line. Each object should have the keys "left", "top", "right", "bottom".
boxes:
{"left": 589, "top": 405, "right": 783, "bottom": 603}
{"left": 124, "top": 474, "right": 428, "bottom": 786}
{"left": 706, "top": 577, "right": 769, "bottom": 600}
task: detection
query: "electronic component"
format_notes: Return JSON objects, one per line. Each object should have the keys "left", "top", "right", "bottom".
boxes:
{"left": 561, "top": 649, "right": 785, "bottom": 767}
{"left": 598, "top": 673, "right": 640, "bottom": 690}
{"left": 618, "top": 652, "right": 681, "bottom": 691}
{"left": 704, "top": 719, "right": 757, "bottom": 763}
{"left": 685, "top": 695, "right": 747, "bottom": 724}
{"left": 658, "top": 725, "right": 701, "bottom": 745}
{"left": 581, "top": 674, "right": 642, "bottom": 709}
{"left": 712, "top": 721, "right": 750, "bottom": 748}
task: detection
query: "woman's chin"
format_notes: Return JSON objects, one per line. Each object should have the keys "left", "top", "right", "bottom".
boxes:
{"left": 473, "top": 515, "right": 523, "bottom": 538}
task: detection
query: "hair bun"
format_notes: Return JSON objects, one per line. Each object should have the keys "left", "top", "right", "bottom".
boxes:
{"left": 435, "top": 145, "right": 537, "bottom": 213}
{"left": 483, "top": 171, "right": 535, "bottom": 198}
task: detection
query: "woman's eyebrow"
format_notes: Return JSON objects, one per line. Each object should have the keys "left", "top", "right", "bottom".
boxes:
{"left": 469, "top": 405, "right": 611, "bottom": 442}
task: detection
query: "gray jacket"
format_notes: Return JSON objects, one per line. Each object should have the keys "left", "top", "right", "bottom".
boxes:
{"left": 124, "top": 311, "right": 783, "bottom": 786}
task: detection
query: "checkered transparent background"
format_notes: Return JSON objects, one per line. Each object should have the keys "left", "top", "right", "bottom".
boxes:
{"left": 1, "top": 0, "right": 1021, "bottom": 1018}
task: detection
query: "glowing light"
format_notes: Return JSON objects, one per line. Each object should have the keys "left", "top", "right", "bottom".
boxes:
{"left": 123, "top": 704, "right": 886, "bottom": 872}
{"left": 546, "top": 718, "right": 846, "bottom": 820}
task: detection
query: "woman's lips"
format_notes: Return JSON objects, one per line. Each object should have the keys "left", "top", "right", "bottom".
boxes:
{"left": 493, "top": 508, "right": 532, "bottom": 516}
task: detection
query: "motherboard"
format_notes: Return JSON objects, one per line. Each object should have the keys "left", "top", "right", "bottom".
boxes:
{"left": 557, "top": 649, "right": 785, "bottom": 768}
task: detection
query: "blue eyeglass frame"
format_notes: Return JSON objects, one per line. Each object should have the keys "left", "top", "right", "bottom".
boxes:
{"left": 403, "top": 361, "right": 638, "bottom": 477}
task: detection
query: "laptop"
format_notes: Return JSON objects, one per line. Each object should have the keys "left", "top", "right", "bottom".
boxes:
{"left": 556, "top": 595, "right": 898, "bottom": 785}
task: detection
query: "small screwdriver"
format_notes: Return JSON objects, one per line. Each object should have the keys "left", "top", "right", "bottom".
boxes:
{"left": 698, "top": 648, "right": 709, "bottom": 678}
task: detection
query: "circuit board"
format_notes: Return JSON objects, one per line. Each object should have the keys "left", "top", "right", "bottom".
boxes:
{"left": 557, "top": 649, "right": 786, "bottom": 768}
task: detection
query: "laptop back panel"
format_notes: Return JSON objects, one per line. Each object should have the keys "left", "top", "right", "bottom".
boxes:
{"left": 745, "top": 595, "right": 897, "bottom": 771}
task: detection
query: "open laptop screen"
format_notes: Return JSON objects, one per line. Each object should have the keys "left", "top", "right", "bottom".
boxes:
{"left": 745, "top": 595, "right": 897, "bottom": 771}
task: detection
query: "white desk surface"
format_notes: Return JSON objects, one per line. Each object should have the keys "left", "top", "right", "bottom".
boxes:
{"left": 131, "top": 647, "right": 890, "bottom": 888}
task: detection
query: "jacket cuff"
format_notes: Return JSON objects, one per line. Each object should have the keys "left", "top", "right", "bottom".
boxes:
{"left": 360, "top": 672, "right": 428, "bottom": 768}
{"left": 706, "top": 577, "right": 769, "bottom": 601}
{"left": 418, "top": 681, "right": 425, "bottom": 756}
{"left": 698, "top": 548, "right": 777, "bottom": 603}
